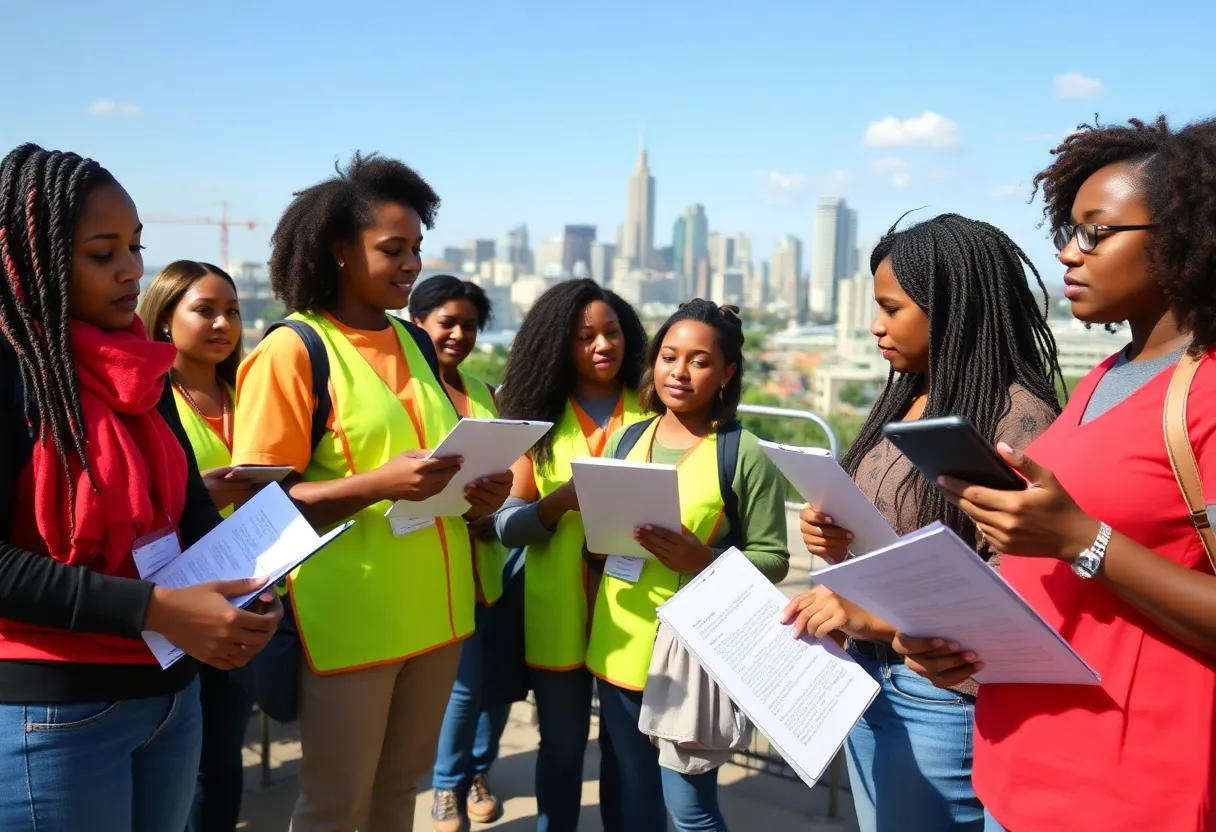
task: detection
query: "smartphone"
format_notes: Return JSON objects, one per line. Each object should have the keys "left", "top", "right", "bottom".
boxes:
{"left": 881, "top": 416, "right": 1026, "bottom": 491}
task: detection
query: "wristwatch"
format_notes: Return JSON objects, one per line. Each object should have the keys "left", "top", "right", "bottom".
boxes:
{"left": 1072, "top": 522, "right": 1112, "bottom": 579}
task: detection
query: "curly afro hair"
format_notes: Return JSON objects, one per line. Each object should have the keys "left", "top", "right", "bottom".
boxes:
{"left": 1031, "top": 115, "right": 1216, "bottom": 351}
{"left": 269, "top": 151, "right": 440, "bottom": 314}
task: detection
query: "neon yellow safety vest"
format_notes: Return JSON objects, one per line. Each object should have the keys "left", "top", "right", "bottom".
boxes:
{"left": 287, "top": 312, "right": 474, "bottom": 674}
{"left": 458, "top": 368, "right": 507, "bottom": 606}
{"left": 173, "top": 385, "right": 235, "bottom": 518}
{"left": 586, "top": 419, "right": 726, "bottom": 690}
{"left": 525, "top": 391, "right": 648, "bottom": 670}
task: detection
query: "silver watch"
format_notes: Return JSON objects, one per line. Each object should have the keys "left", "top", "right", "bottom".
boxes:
{"left": 1072, "top": 522, "right": 1112, "bottom": 579}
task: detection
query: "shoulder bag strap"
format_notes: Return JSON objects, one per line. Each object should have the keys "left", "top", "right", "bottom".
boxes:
{"left": 1163, "top": 352, "right": 1216, "bottom": 572}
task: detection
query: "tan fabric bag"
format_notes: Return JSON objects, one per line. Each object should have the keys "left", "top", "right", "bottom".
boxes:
{"left": 1163, "top": 352, "right": 1216, "bottom": 572}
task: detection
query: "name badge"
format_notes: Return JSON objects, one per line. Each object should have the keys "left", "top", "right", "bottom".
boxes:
{"left": 132, "top": 527, "right": 182, "bottom": 578}
{"left": 390, "top": 516, "right": 437, "bottom": 538}
{"left": 605, "top": 555, "right": 646, "bottom": 583}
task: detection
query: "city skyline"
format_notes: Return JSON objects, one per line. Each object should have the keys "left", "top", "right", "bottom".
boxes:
{"left": 3, "top": 1, "right": 1211, "bottom": 287}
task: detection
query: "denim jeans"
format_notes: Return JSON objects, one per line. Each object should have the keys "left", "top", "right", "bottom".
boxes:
{"left": 530, "top": 667, "right": 620, "bottom": 832}
{"left": 189, "top": 665, "right": 254, "bottom": 832}
{"left": 984, "top": 809, "right": 1006, "bottom": 831}
{"left": 432, "top": 604, "right": 512, "bottom": 792}
{"left": 0, "top": 675, "right": 203, "bottom": 832}
{"left": 845, "top": 642, "right": 983, "bottom": 832}
{"left": 597, "top": 680, "right": 727, "bottom": 832}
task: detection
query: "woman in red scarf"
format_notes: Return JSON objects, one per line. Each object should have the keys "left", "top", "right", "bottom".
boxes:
{"left": 0, "top": 143, "right": 282, "bottom": 832}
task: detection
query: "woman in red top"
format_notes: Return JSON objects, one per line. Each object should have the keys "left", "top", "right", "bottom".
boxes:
{"left": 894, "top": 116, "right": 1216, "bottom": 831}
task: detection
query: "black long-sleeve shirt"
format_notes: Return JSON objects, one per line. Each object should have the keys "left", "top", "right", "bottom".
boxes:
{"left": 0, "top": 340, "right": 221, "bottom": 702}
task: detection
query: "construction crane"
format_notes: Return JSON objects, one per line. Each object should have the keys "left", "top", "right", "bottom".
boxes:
{"left": 143, "top": 201, "right": 262, "bottom": 267}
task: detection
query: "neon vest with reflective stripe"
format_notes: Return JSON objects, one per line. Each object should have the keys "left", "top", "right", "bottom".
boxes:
{"left": 585, "top": 419, "right": 726, "bottom": 689}
{"left": 287, "top": 312, "right": 473, "bottom": 673}
{"left": 173, "top": 385, "right": 235, "bottom": 518}
{"left": 525, "top": 391, "right": 647, "bottom": 670}
{"left": 458, "top": 368, "right": 506, "bottom": 605}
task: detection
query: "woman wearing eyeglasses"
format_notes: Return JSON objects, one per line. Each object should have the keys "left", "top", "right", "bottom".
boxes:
{"left": 893, "top": 116, "right": 1216, "bottom": 832}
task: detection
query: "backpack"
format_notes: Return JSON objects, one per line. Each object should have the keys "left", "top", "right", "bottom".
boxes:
{"left": 613, "top": 417, "right": 744, "bottom": 549}
{"left": 262, "top": 315, "right": 446, "bottom": 452}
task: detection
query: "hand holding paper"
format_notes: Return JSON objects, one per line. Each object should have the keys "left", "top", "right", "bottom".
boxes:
{"left": 570, "top": 457, "right": 680, "bottom": 558}
{"left": 144, "top": 578, "right": 281, "bottom": 671}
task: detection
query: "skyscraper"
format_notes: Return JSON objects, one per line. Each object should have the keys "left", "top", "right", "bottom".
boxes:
{"left": 672, "top": 216, "right": 686, "bottom": 280}
{"left": 810, "top": 197, "right": 858, "bottom": 320}
{"left": 466, "top": 238, "right": 497, "bottom": 269}
{"left": 622, "top": 145, "right": 655, "bottom": 268}
{"left": 590, "top": 242, "right": 616, "bottom": 286}
{"left": 503, "top": 224, "right": 533, "bottom": 274}
{"left": 772, "top": 235, "right": 803, "bottom": 315}
{"left": 680, "top": 204, "right": 708, "bottom": 297}
{"left": 562, "top": 225, "right": 596, "bottom": 276}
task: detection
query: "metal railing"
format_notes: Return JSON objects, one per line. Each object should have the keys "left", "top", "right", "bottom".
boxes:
{"left": 255, "top": 402, "right": 851, "bottom": 815}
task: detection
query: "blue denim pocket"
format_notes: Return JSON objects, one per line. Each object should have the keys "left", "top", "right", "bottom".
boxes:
{"left": 884, "top": 662, "right": 966, "bottom": 707}
{"left": 25, "top": 701, "right": 122, "bottom": 732}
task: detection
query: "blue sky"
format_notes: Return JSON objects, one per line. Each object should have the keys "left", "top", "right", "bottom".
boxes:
{"left": 3, "top": 0, "right": 1212, "bottom": 285}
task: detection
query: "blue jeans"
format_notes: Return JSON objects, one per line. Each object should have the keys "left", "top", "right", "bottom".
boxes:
{"left": 845, "top": 642, "right": 983, "bottom": 832}
{"left": 531, "top": 667, "right": 620, "bottom": 832}
{"left": 432, "top": 604, "right": 512, "bottom": 792}
{"left": 189, "top": 665, "right": 254, "bottom": 832}
{"left": 597, "top": 680, "right": 727, "bottom": 832}
{"left": 0, "top": 676, "right": 203, "bottom": 832}
{"left": 984, "top": 809, "right": 1006, "bottom": 831}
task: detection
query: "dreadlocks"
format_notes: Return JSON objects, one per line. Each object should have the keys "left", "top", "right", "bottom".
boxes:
{"left": 1032, "top": 115, "right": 1216, "bottom": 353}
{"left": 0, "top": 143, "right": 117, "bottom": 507}
{"left": 840, "top": 213, "right": 1064, "bottom": 547}
{"left": 496, "top": 278, "right": 647, "bottom": 473}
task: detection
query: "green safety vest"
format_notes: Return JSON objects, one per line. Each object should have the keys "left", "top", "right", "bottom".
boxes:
{"left": 585, "top": 418, "right": 726, "bottom": 689}
{"left": 286, "top": 312, "right": 473, "bottom": 673}
{"left": 525, "top": 391, "right": 648, "bottom": 670}
{"left": 173, "top": 385, "right": 235, "bottom": 518}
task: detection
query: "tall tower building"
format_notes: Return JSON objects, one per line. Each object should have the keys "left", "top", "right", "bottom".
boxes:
{"left": 772, "top": 235, "right": 803, "bottom": 314}
{"left": 680, "top": 204, "right": 708, "bottom": 296}
{"left": 622, "top": 143, "right": 656, "bottom": 268}
{"left": 590, "top": 242, "right": 616, "bottom": 286}
{"left": 810, "top": 197, "right": 858, "bottom": 320}
{"left": 503, "top": 224, "right": 533, "bottom": 274}
{"left": 562, "top": 225, "right": 596, "bottom": 276}
{"left": 672, "top": 216, "right": 687, "bottom": 280}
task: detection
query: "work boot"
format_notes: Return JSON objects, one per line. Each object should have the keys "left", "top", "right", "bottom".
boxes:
{"left": 466, "top": 773, "right": 502, "bottom": 824}
{"left": 431, "top": 788, "right": 463, "bottom": 832}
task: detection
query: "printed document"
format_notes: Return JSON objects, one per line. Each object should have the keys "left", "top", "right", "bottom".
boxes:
{"left": 140, "top": 483, "right": 353, "bottom": 668}
{"left": 571, "top": 457, "right": 680, "bottom": 558}
{"left": 811, "top": 523, "right": 1100, "bottom": 685}
{"left": 759, "top": 441, "right": 898, "bottom": 555}
{"left": 386, "top": 418, "right": 553, "bottom": 520}
{"left": 657, "top": 549, "right": 880, "bottom": 788}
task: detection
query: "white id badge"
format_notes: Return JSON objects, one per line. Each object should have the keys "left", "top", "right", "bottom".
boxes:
{"left": 604, "top": 555, "right": 645, "bottom": 583}
{"left": 390, "top": 516, "right": 437, "bottom": 538}
{"left": 132, "top": 527, "right": 182, "bottom": 578}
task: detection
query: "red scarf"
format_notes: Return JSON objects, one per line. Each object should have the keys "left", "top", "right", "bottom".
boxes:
{"left": 23, "top": 318, "right": 188, "bottom": 575}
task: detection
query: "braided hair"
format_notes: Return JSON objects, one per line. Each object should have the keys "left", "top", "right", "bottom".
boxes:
{"left": 496, "top": 278, "right": 646, "bottom": 472}
{"left": 840, "top": 213, "right": 1064, "bottom": 545}
{"left": 637, "top": 299, "right": 745, "bottom": 427}
{"left": 270, "top": 151, "right": 440, "bottom": 313}
{"left": 1032, "top": 115, "right": 1216, "bottom": 352}
{"left": 0, "top": 143, "right": 118, "bottom": 507}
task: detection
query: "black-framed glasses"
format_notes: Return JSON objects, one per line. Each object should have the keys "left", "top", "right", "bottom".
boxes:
{"left": 1053, "top": 222, "right": 1155, "bottom": 253}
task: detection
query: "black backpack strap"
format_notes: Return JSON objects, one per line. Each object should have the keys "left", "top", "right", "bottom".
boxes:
{"left": 717, "top": 420, "right": 744, "bottom": 549}
{"left": 263, "top": 320, "right": 331, "bottom": 454}
{"left": 392, "top": 315, "right": 443, "bottom": 384}
{"left": 612, "top": 417, "right": 657, "bottom": 460}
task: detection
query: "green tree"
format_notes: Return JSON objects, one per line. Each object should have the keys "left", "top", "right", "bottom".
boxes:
{"left": 461, "top": 345, "right": 509, "bottom": 386}
{"left": 837, "top": 382, "right": 869, "bottom": 409}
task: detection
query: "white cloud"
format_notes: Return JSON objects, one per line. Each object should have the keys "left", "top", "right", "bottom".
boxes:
{"left": 864, "top": 111, "right": 962, "bottom": 149}
{"left": 762, "top": 170, "right": 808, "bottom": 192}
{"left": 1053, "top": 73, "right": 1104, "bottom": 100}
{"left": 89, "top": 99, "right": 142, "bottom": 117}
{"left": 891, "top": 173, "right": 912, "bottom": 188}
{"left": 988, "top": 184, "right": 1022, "bottom": 199}
{"left": 822, "top": 169, "right": 853, "bottom": 191}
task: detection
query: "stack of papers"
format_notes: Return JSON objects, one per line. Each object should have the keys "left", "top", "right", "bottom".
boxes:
{"left": 140, "top": 483, "right": 353, "bottom": 668}
{"left": 571, "top": 457, "right": 680, "bottom": 558}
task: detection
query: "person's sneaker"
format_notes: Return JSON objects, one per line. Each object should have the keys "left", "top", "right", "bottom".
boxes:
{"left": 431, "top": 789, "right": 463, "bottom": 832}
{"left": 466, "top": 773, "right": 502, "bottom": 824}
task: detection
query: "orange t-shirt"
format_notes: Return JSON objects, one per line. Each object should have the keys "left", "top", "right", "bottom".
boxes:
{"left": 231, "top": 314, "right": 417, "bottom": 471}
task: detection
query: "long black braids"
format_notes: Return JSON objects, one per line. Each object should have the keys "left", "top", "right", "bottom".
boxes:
{"left": 1032, "top": 115, "right": 1216, "bottom": 353}
{"left": 496, "top": 278, "right": 647, "bottom": 473}
{"left": 0, "top": 143, "right": 117, "bottom": 510}
{"left": 840, "top": 213, "right": 1064, "bottom": 546}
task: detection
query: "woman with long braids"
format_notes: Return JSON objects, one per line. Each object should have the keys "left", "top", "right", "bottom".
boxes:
{"left": 495, "top": 277, "right": 648, "bottom": 832}
{"left": 138, "top": 260, "right": 255, "bottom": 832}
{"left": 0, "top": 144, "right": 280, "bottom": 830}
{"left": 781, "top": 213, "right": 1063, "bottom": 831}
{"left": 896, "top": 117, "right": 1216, "bottom": 832}
{"left": 587, "top": 300, "right": 789, "bottom": 831}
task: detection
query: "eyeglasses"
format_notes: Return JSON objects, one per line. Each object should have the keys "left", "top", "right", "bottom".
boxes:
{"left": 1053, "top": 222, "right": 1155, "bottom": 253}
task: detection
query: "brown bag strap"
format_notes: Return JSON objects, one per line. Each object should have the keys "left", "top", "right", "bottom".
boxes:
{"left": 1163, "top": 352, "right": 1216, "bottom": 572}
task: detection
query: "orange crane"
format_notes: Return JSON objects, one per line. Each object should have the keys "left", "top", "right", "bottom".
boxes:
{"left": 143, "top": 201, "right": 262, "bottom": 266}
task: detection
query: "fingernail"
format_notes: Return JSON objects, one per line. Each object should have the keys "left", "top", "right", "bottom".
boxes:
{"left": 931, "top": 639, "right": 945, "bottom": 648}
{"left": 823, "top": 515, "right": 834, "bottom": 524}
{"left": 948, "top": 642, "right": 961, "bottom": 652}
{"left": 973, "top": 662, "right": 985, "bottom": 671}
{"left": 845, "top": 532, "right": 854, "bottom": 540}
{"left": 963, "top": 652, "right": 977, "bottom": 662}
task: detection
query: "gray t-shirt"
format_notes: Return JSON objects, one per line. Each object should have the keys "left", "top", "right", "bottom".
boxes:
{"left": 1081, "top": 344, "right": 1187, "bottom": 424}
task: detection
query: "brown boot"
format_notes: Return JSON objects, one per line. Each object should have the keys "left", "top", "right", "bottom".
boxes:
{"left": 466, "top": 773, "right": 502, "bottom": 824}
{"left": 431, "top": 788, "right": 464, "bottom": 832}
